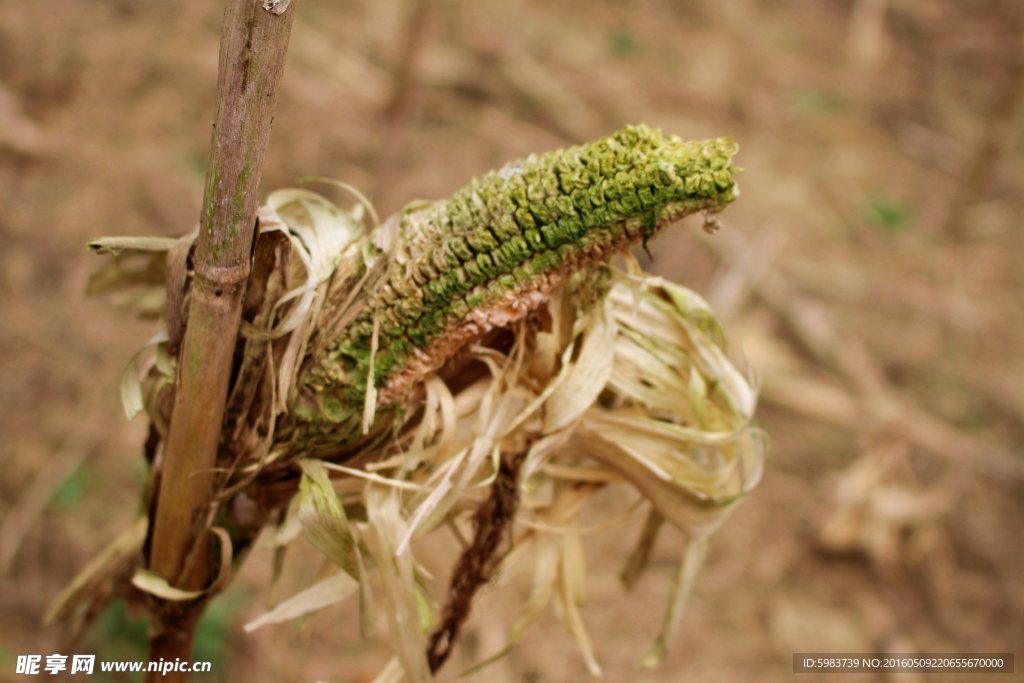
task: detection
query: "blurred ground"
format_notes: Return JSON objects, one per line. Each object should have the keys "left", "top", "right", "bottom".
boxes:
{"left": 1, "top": 0, "right": 1022, "bottom": 681}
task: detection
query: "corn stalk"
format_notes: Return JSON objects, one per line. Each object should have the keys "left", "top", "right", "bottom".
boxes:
{"left": 144, "top": 0, "right": 295, "bottom": 678}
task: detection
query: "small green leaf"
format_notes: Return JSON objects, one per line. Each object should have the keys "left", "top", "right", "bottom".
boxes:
{"left": 864, "top": 193, "right": 913, "bottom": 234}
{"left": 49, "top": 465, "right": 92, "bottom": 510}
{"left": 609, "top": 30, "right": 641, "bottom": 58}
{"left": 788, "top": 86, "right": 847, "bottom": 115}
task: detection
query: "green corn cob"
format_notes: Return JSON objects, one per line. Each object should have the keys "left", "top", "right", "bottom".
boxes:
{"left": 282, "top": 124, "right": 738, "bottom": 455}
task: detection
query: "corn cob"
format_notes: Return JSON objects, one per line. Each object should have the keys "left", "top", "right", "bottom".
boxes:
{"left": 284, "top": 124, "right": 738, "bottom": 454}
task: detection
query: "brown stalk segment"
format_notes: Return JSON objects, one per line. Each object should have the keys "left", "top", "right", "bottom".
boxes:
{"left": 145, "top": 0, "right": 296, "bottom": 678}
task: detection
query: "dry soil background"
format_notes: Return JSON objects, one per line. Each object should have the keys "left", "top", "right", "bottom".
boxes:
{"left": 1, "top": 1, "right": 1022, "bottom": 681}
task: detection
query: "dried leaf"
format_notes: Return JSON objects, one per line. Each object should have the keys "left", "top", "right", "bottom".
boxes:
{"left": 543, "top": 303, "right": 615, "bottom": 432}
{"left": 639, "top": 536, "right": 709, "bottom": 669}
{"left": 619, "top": 509, "right": 664, "bottom": 590}
{"left": 363, "top": 487, "right": 431, "bottom": 683}
{"left": 45, "top": 518, "right": 147, "bottom": 625}
{"left": 370, "top": 658, "right": 405, "bottom": 683}
{"left": 88, "top": 236, "right": 179, "bottom": 255}
{"left": 119, "top": 331, "right": 168, "bottom": 419}
{"left": 297, "top": 460, "right": 360, "bottom": 578}
{"left": 131, "top": 568, "right": 204, "bottom": 601}
{"left": 558, "top": 555, "right": 603, "bottom": 677}
{"left": 244, "top": 572, "right": 358, "bottom": 632}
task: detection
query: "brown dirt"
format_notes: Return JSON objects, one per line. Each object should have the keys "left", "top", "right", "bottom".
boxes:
{"left": 1, "top": 1, "right": 1021, "bottom": 681}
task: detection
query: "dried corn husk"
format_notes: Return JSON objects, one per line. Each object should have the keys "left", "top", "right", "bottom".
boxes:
{"left": 74, "top": 174, "right": 761, "bottom": 679}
